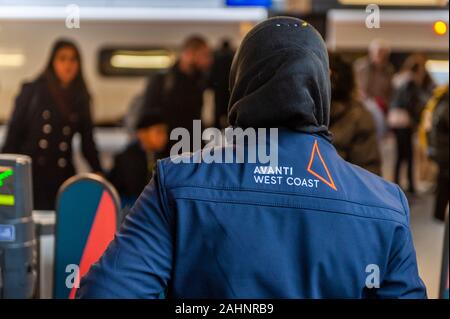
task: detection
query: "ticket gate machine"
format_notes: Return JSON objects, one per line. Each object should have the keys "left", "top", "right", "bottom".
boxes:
{"left": 0, "top": 154, "right": 36, "bottom": 299}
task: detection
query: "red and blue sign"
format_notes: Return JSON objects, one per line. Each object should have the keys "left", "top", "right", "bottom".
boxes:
{"left": 53, "top": 174, "right": 120, "bottom": 299}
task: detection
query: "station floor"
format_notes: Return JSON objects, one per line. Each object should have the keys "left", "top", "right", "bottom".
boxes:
{"left": 409, "top": 194, "right": 445, "bottom": 299}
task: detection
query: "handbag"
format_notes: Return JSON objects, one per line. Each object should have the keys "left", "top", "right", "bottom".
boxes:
{"left": 387, "top": 107, "right": 411, "bottom": 129}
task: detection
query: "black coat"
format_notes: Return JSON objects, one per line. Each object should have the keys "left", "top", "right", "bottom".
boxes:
{"left": 390, "top": 79, "right": 428, "bottom": 128}
{"left": 108, "top": 141, "right": 154, "bottom": 205}
{"left": 143, "top": 63, "right": 205, "bottom": 131}
{"left": 430, "top": 91, "right": 449, "bottom": 178}
{"left": 141, "top": 63, "right": 206, "bottom": 155}
{"left": 1, "top": 77, "right": 102, "bottom": 210}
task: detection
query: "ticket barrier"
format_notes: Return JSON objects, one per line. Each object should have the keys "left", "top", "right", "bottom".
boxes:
{"left": 0, "top": 154, "right": 121, "bottom": 299}
{"left": 53, "top": 174, "right": 120, "bottom": 299}
{"left": 0, "top": 154, "right": 36, "bottom": 299}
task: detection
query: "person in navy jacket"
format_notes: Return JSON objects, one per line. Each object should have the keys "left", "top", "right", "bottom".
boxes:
{"left": 77, "top": 17, "right": 426, "bottom": 299}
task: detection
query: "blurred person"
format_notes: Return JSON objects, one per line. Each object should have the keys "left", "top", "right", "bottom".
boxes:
{"left": 208, "top": 39, "right": 235, "bottom": 129}
{"left": 108, "top": 112, "right": 168, "bottom": 208}
{"left": 428, "top": 85, "right": 449, "bottom": 221}
{"left": 418, "top": 84, "right": 449, "bottom": 186}
{"left": 141, "top": 35, "right": 212, "bottom": 156}
{"left": 363, "top": 98, "right": 388, "bottom": 141}
{"left": 394, "top": 54, "right": 436, "bottom": 186}
{"left": 78, "top": 17, "right": 425, "bottom": 299}
{"left": 1, "top": 39, "right": 102, "bottom": 210}
{"left": 329, "top": 53, "right": 381, "bottom": 175}
{"left": 388, "top": 54, "right": 435, "bottom": 194}
{"left": 354, "top": 39, "right": 395, "bottom": 114}
{"left": 392, "top": 54, "right": 435, "bottom": 107}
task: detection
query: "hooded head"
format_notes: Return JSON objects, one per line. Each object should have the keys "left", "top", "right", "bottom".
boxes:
{"left": 228, "top": 16, "right": 331, "bottom": 140}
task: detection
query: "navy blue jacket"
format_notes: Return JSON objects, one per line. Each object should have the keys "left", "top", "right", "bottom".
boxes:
{"left": 78, "top": 130, "right": 426, "bottom": 298}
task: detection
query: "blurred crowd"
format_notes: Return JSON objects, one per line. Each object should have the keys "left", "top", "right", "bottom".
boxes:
{"left": 350, "top": 39, "right": 448, "bottom": 222}
{"left": 1, "top": 35, "right": 448, "bottom": 222}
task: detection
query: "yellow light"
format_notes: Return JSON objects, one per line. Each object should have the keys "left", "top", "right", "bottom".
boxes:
{"left": 0, "top": 53, "right": 25, "bottom": 67}
{"left": 433, "top": 20, "right": 448, "bottom": 35}
{"left": 110, "top": 51, "right": 175, "bottom": 69}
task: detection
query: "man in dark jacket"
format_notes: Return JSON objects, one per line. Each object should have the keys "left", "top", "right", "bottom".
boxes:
{"left": 329, "top": 54, "right": 381, "bottom": 175}
{"left": 108, "top": 113, "right": 168, "bottom": 208}
{"left": 141, "top": 35, "right": 211, "bottom": 156}
{"left": 78, "top": 17, "right": 426, "bottom": 299}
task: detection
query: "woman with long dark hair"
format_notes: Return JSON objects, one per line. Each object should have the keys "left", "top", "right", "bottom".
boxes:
{"left": 389, "top": 54, "right": 435, "bottom": 194}
{"left": 2, "top": 39, "right": 102, "bottom": 210}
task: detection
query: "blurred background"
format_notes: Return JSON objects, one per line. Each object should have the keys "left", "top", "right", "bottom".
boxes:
{"left": 0, "top": 0, "right": 448, "bottom": 299}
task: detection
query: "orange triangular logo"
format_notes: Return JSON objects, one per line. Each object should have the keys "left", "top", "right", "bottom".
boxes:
{"left": 307, "top": 140, "right": 337, "bottom": 191}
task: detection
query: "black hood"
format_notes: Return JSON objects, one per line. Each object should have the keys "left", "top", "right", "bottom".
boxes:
{"left": 228, "top": 16, "right": 331, "bottom": 140}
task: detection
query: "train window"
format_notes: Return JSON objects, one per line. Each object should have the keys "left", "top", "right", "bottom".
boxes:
{"left": 98, "top": 47, "right": 176, "bottom": 77}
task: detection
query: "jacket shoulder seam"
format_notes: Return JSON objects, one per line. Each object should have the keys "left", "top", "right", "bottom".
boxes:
{"left": 172, "top": 195, "right": 409, "bottom": 227}
{"left": 166, "top": 184, "right": 405, "bottom": 216}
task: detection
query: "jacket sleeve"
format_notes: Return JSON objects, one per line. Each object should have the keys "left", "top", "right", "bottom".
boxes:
{"left": 77, "top": 163, "right": 173, "bottom": 299}
{"left": 2, "top": 83, "right": 33, "bottom": 153}
{"left": 376, "top": 187, "right": 427, "bottom": 299}
{"left": 79, "top": 100, "right": 103, "bottom": 173}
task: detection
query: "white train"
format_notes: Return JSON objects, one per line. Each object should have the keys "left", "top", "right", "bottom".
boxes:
{"left": 0, "top": 5, "right": 447, "bottom": 123}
